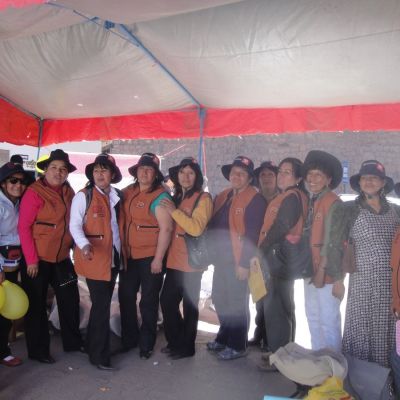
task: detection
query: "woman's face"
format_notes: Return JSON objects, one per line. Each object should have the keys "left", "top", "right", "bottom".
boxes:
{"left": 306, "top": 169, "right": 332, "bottom": 194}
{"left": 277, "top": 162, "right": 300, "bottom": 191}
{"left": 44, "top": 160, "right": 69, "bottom": 187}
{"left": 229, "top": 166, "right": 251, "bottom": 192}
{"left": 137, "top": 165, "right": 156, "bottom": 187}
{"left": 93, "top": 164, "right": 113, "bottom": 190}
{"left": 178, "top": 165, "right": 196, "bottom": 191}
{"left": 1, "top": 172, "right": 27, "bottom": 201}
{"left": 359, "top": 174, "right": 385, "bottom": 197}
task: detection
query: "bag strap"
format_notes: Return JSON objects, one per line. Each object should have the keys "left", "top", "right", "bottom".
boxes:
{"left": 190, "top": 191, "right": 212, "bottom": 216}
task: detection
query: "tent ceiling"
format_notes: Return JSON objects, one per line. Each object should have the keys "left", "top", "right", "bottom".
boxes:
{"left": 0, "top": 0, "right": 400, "bottom": 145}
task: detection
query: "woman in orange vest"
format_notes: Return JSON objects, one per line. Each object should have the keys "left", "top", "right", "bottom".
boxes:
{"left": 119, "top": 153, "right": 173, "bottom": 359}
{"left": 206, "top": 156, "right": 267, "bottom": 360}
{"left": 18, "top": 149, "right": 83, "bottom": 364}
{"left": 336, "top": 161, "right": 399, "bottom": 369}
{"left": 253, "top": 157, "right": 307, "bottom": 370}
{"left": 70, "top": 153, "right": 124, "bottom": 371}
{"left": 302, "top": 150, "right": 344, "bottom": 352}
{"left": 159, "top": 157, "right": 213, "bottom": 359}
{"left": 0, "top": 161, "right": 33, "bottom": 367}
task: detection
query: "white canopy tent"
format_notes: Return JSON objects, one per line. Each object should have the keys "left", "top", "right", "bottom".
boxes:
{"left": 0, "top": 0, "right": 399, "bottom": 151}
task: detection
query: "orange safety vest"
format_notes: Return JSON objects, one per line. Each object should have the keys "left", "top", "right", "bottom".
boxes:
{"left": 167, "top": 191, "right": 210, "bottom": 272}
{"left": 310, "top": 191, "right": 340, "bottom": 284}
{"left": 258, "top": 188, "right": 308, "bottom": 247}
{"left": 391, "top": 227, "right": 400, "bottom": 312}
{"left": 123, "top": 184, "right": 166, "bottom": 260}
{"left": 213, "top": 185, "right": 258, "bottom": 265}
{"left": 74, "top": 187, "right": 125, "bottom": 281}
{"left": 30, "top": 179, "right": 74, "bottom": 263}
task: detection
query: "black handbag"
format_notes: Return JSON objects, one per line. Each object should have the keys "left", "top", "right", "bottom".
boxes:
{"left": 266, "top": 233, "right": 313, "bottom": 280}
{"left": 183, "top": 192, "right": 210, "bottom": 270}
{"left": 265, "top": 192, "right": 313, "bottom": 280}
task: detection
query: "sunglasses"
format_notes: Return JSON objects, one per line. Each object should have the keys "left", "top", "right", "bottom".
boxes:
{"left": 8, "top": 177, "right": 29, "bottom": 185}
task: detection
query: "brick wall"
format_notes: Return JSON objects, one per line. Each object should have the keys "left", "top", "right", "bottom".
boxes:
{"left": 106, "top": 131, "right": 400, "bottom": 196}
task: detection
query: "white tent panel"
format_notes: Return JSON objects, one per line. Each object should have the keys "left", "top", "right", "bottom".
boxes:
{"left": 0, "top": 22, "right": 192, "bottom": 118}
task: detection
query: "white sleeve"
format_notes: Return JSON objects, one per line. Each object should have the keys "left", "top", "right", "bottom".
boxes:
{"left": 69, "top": 191, "right": 90, "bottom": 250}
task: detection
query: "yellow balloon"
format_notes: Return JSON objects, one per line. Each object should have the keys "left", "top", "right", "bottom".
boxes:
{"left": 0, "top": 280, "right": 29, "bottom": 320}
{"left": 0, "top": 284, "right": 5, "bottom": 311}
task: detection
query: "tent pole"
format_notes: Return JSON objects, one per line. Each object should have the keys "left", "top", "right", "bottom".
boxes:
{"left": 116, "top": 24, "right": 201, "bottom": 107}
{"left": 198, "top": 108, "right": 206, "bottom": 173}
{"left": 36, "top": 118, "right": 43, "bottom": 164}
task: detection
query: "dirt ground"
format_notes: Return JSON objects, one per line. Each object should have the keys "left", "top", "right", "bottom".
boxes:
{"left": 0, "top": 327, "right": 298, "bottom": 400}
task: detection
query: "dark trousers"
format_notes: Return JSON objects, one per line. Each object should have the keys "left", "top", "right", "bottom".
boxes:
{"left": 212, "top": 265, "right": 249, "bottom": 352}
{"left": 118, "top": 257, "right": 163, "bottom": 352}
{"left": 252, "top": 299, "right": 267, "bottom": 344}
{"left": 0, "top": 270, "right": 19, "bottom": 359}
{"left": 160, "top": 268, "right": 203, "bottom": 355}
{"left": 20, "top": 258, "right": 82, "bottom": 358}
{"left": 86, "top": 268, "right": 118, "bottom": 366}
{"left": 263, "top": 276, "right": 295, "bottom": 353}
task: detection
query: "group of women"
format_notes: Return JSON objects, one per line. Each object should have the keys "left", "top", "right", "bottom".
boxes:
{"left": 0, "top": 147, "right": 400, "bottom": 389}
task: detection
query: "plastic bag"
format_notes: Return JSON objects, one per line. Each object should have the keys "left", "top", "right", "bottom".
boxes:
{"left": 305, "top": 377, "right": 353, "bottom": 400}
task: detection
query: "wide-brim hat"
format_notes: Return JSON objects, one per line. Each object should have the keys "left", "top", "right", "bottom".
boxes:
{"left": 0, "top": 162, "right": 35, "bottom": 185}
{"left": 85, "top": 153, "right": 122, "bottom": 184}
{"left": 128, "top": 152, "right": 164, "bottom": 181}
{"left": 221, "top": 156, "right": 255, "bottom": 181}
{"left": 169, "top": 157, "right": 203, "bottom": 187}
{"left": 36, "top": 149, "right": 76, "bottom": 173}
{"left": 350, "top": 160, "right": 394, "bottom": 194}
{"left": 254, "top": 161, "right": 278, "bottom": 178}
{"left": 303, "top": 150, "right": 343, "bottom": 190}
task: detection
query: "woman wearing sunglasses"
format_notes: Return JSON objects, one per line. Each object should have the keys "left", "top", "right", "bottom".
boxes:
{"left": 0, "top": 161, "right": 32, "bottom": 367}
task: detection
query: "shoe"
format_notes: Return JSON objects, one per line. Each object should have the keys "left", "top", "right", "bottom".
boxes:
{"left": 206, "top": 341, "right": 225, "bottom": 352}
{"left": 29, "top": 355, "right": 55, "bottom": 364}
{"left": 97, "top": 364, "right": 116, "bottom": 371}
{"left": 258, "top": 357, "right": 278, "bottom": 372}
{"left": 170, "top": 351, "right": 194, "bottom": 360}
{"left": 139, "top": 350, "right": 152, "bottom": 359}
{"left": 160, "top": 346, "right": 174, "bottom": 354}
{"left": 216, "top": 347, "right": 247, "bottom": 361}
{"left": 247, "top": 337, "right": 261, "bottom": 346}
{"left": 0, "top": 355, "right": 23, "bottom": 367}
{"left": 261, "top": 351, "right": 273, "bottom": 361}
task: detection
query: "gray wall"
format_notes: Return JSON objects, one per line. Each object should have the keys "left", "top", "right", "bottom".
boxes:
{"left": 106, "top": 131, "right": 400, "bottom": 196}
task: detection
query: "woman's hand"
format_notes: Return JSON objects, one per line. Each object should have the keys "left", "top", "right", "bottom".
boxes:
{"left": 250, "top": 257, "right": 260, "bottom": 273}
{"left": 150, "top": 257, "right": 163, "bottom": 274}
{"left": 82, "top": 244, "right": 94, "bottom": 260}
{"left": 159, "top": 198, "right": 176, "bottom": 214}
{"left": 27, "top": 263, "right": 39, "bottom": 278}
{"left": 235, "top": 265, "right": 249, "bottom": 281}
{"left": 332, "top": 280, "right": 345, "bottom": 301}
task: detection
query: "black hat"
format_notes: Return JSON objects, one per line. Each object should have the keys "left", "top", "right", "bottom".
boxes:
{"left": 303, "top": 150, "right": 343, "bottom": 190}
{"left": 10, "top": 155, "right": 23, "bottom": 165}
{"left": 350, "top": 160, "right": 394, "bottom": 194}
{"left": 128, "top": 152, "right": 164, "bottom": 181}
{"left": 254, "top": 161, "right": 278, "bottom": 178}
{"left": 85, "top": 153, "right": 122, "bottom": 184}
{"left": 221, "top": 156, "right": 255, "bottom": 181}
{"left": 0, "top": 162, "right": 34, "bottom": 185}
{"left": 394, "top": 182, "right": 400, "bottom": 197}
{"left": 36, "top": 149, "right": 76, "bottom": 173}
{"left": 169, "top": 157, "right": 203, "bottom": 187}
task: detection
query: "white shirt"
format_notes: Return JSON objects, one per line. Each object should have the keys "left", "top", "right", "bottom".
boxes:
{"left": 70, "top": 185, "right": 121, "bottom": 256}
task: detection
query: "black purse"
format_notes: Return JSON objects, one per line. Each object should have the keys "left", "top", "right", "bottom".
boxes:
{"left": 183, "top": 192, "right": 210, "bottom": 270}
{"left": 266, "top": 232, "right": 313, "bottom": 280}
{"left": 265, "top": 192, "right": 313, "bottom": 280}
